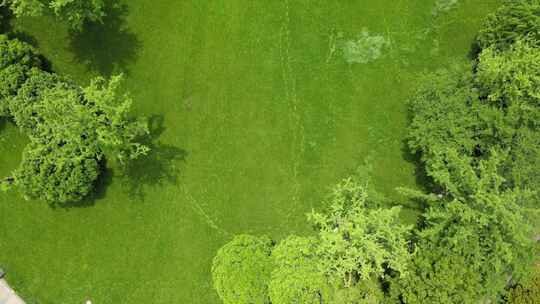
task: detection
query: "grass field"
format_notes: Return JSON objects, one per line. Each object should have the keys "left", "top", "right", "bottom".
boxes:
{"left": 0, "top": 1, "right": 499, "bottom": 303}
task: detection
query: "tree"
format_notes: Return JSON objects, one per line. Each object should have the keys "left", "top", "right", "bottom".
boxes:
{"left": 82, "top": 74, "right": 149, "bottom": 164}
{"left": 211, "top": 235, "right": 274, "bottom": 304}
{"left": 3, "top": 0, "right": 106, "bottom": 30}
{"left": 406, "top": 64, "right": 491, "bottom": 195}
{"left": 408, "top": 41, "right": 540, "bottom": 212}
{"left": 474, "top": 39, "right": 540, "bottom": 195}
{"left": 506, "top": 264, "right": 540, "bottom": 304}
{"left": 477, "top": 0, "right": 540, "bottom": 50}
{"left": 5, "top": 71, "right": 101, "bottom": 202}
{"left": 0, "top": 35, "right": 41, "bottom": 116}
{"left": 404, "top": 15, "right": 540, "bottom": 300}
{"left": 394, "top": 153, "right": 536, "bottom": 303}
{"left": 269, "top": 236, "right": 331, "bottom": 304}
{"left": 15, "top": 141, "right": 100, "bottom": 202}
{"left": 244, "top": 176, "right": 412, "bottom": 304}
{"left": 8, "top": 69, "right": 81, "bottom": 135}
{"left": 308, "top": 177, "right": 413, "bottom": 288}
{"left": 1, "top": 58, "right": 148, "bottom": 203}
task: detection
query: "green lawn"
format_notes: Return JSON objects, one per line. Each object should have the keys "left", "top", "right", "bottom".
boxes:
{"left": 0, "top": 1, "right": 499, "bottom": 303}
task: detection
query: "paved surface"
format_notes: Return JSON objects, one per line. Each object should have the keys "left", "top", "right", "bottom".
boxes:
{"left": 0, "top": 279, "right": 25, "bottom": 304}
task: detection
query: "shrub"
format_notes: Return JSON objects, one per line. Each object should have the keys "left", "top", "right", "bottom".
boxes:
{"left": 477, "top": 0, "right": 540, "bottom": 50}
{"left": 0, "top": 35, "right": 148, "bottom": 203}
{"left": 5, "top": 0, "right": 106, "bottom": 30}
{"left": 0, "top": 35, "right": 41, "bottom": 116}
{"left": 211, "top": 235, "right": 274, "bottom": 304}
{"left": 506, "top": 264, "right": 540, "bottom": 304}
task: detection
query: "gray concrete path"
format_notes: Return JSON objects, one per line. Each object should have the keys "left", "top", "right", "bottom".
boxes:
{"left": 0, "top": 279, "right": 25, "bottom": 304}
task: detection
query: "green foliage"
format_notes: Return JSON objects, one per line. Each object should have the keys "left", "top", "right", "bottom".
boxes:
{"left": 474, "top": 40, "right": 540, "bottom": 195}
{"left": 15, "top": 141, "right": 99, "bottom": 202}
{"left": 506, "top": 264, "right": 540, "bottom": 304}
{"left": 476, "top": 39, "right": 540, "bottom": 108}
{"left": 3, "top": 0, "right": 105, "bottom": 30}
{"left": 477, "top": 0, "right": 540, "bottom": 50}
{"left": 396, "top": 154, "right": 536, "bottom": 303}
{"left": 408, "top": 40, "right": 540, "bottom": 206}
{"left": 406, "top": 64, "right": 493, "bottom": 195}
{"left": 393, "top": 238, "right": 485, "bottom": 303}
{"left": 213, "top": 176, "right": 413, "bottom": 304}
{"left": 82, "top": 74, "right": 150, "bottom": 163}
{"left": 8, "top": 72, "right": 148, "bottom": 203}
{"left": 268, "top": 177, "right": 413, "bottom": 303}
{"left": 0, "top": 35, "right": 41, "bottom": 116}
{"left": 0, "top": 35, "right": 148, "bottom": 203}
{"left": 404, "top": 14, "right": 540, "bottom": 301}
{"left": 309, "top": 177, "right": 413, "bottom": 287}
{"left": 9, "top": 69, "right": 81, "bottom": 135}
{"left": 269, "top": 236, "right": 331, "bottom": 304}
{"left": 211, "top": 235, "right": 274, "bottom": 304}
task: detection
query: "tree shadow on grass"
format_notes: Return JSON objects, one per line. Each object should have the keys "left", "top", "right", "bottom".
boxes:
{"left": 0, "top": 5, "right": 47, "bottom": 51}
{"left": 0, "top": 117, "right": 6, "bottom": 131}
{"left": 120, "top": 114, "right": 188, "bottom": 201}
{"left": 68, "top": 2, "right": 141, "bottom": 76}
{"left": 399, "top": 139, "right": 443, "bottom": 214}
{"left": 39, "top": 115, "right": 187, "bottom": 207}
{"left": 0, "top": 5, "right": 13, "bottom": 33}
{"left": 468, "top": 39, "right": 482, "bottom": 61}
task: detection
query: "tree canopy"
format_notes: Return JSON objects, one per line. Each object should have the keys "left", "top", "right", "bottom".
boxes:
{"left": 0, "top": 35, "right": 148, "bottom": 203}
{"left": 477, "top": 0, "right": 540, "bottom": 50}
{"left": 398, "top": 2, "right": 540, "bottom": 301}
{"left": 211, "top": 235, "right": 274, "bottom": 304}
{"left": 0, "top": 34, "right": 41, "bottom": 116}
{"left": 212, "top": 176, "right": 413, "bottom": 304}
{"left": 3, "top": 0, "right": 106, "bottom": 30}
{"left": 308, "top": 177, "right": 412, "bottom": 287}
{"left": 394, "top": 153, "right": 535, "bottom": 303}
{"left": 269, "top": 236, "right": 331, "bottom": 304}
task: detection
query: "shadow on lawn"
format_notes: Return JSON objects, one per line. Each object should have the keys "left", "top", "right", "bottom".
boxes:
{"left": 0, "top": 7, "right": 44, "bottom": 63}
{"left": 55, "top": 115, "right": 187, "bottom": 207}
{"left": 0, "top": 6, "right": 14, "bottom": 33}
{"left": 120, "top": 114, "right": 188, "bottom": 201}
{"left": 68, "top": 1, "right": 141, "bottom": 76}
{"left": 0, "top": 117, "right": 6, "bottom": 132}
{"left": 399, "top": 138, "right": 442, "bottom": 213}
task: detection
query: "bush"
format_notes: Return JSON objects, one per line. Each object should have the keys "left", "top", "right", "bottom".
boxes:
{"left": 395, "top": 154, "right": 535, "bottom": 303}
{"left": 477, "top": 0, "right": 540, "bottom": 50}
{"left": 408, "top": 41, "right": 540, "bottom": 201}
{"left": 5, "top": 0, "right": 106, "bottom": 30}
{"left": 16, "top": 141, "right": 100, "bottom": 203}
{"left": 309, "top": 177, "right": 412, "bottom": 286}
{"left": 0, "top": 35, "right": 148, "bottom": 204}
{"left": 268, "top": 236, "right": 331, "bottom": 304}
{"left": 0, "top": 35, "right": 41, "bottom": 116}
{"left": 506, "top": 265, "right": 540, "bottom": 304}
{"left": 211, "top": 235, "right": 274, "bottom": 304}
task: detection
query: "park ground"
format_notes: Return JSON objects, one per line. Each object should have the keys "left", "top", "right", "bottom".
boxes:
{"left": 0, "top": 1, "right": 499, "bottom": 303}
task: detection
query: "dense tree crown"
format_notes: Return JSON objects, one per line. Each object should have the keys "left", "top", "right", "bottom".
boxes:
{"left": 477, "top": 0, "right": 540, "bottom": 50}
{"left": 0, "top": 35, "right": 148, "bottom": 203}
{"left": 211, "top": 235, "right": 274, "bottom": 304}
{"left": 212, "top": 176, "right": 412, "bottom": 304}
{"left": 3, "top": 0, "right": 105, "bottom": 29}
{"left": 212, "top": 0, "right": 540, "bottom": 303}
{"left": 0, "top": 34, "right": 41, "bottom": 116}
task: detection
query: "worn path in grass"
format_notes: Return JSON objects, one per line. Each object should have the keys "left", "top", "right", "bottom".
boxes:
{"left": 0, "top": 1, "right": 499, "bottom": 303}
